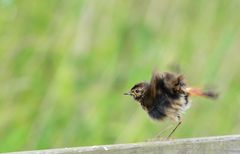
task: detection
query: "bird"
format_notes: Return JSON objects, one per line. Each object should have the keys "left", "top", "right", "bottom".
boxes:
{"left": 124, "top": 71, "right": 218, "bottom": 139}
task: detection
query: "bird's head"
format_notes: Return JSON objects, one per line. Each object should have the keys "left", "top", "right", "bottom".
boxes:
{"left": 124, "top": 82, "right": 149, "bottom": 102}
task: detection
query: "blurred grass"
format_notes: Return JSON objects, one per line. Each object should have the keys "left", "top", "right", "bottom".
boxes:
{"left": 0, "top": 0, "right": 240, "bottom": 152}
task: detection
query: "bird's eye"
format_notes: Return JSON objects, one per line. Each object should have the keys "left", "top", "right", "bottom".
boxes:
{"left": 135, "top": 89, "right": 140, "bottom": 93}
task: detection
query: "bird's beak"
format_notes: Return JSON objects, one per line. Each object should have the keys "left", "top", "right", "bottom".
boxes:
{"left": 124, "top": 92, "right": 132, "bottom": 96}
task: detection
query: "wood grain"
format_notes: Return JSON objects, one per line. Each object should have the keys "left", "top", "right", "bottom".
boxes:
{"left": 7, "top": 135, "right": 240, "bottom": 154}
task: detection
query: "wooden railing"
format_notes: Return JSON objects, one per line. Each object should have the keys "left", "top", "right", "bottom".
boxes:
{"left": 7, "top": 135, "right": 240, "bottom": 154}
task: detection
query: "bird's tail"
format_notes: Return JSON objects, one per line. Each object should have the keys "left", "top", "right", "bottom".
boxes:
{"left": 186, "top": 87, "right": 218, "bottom": 99}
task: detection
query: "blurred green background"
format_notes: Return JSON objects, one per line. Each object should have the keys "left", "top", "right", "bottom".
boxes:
{"left": 0, "top": 0, "right": 240, "bottom": 152}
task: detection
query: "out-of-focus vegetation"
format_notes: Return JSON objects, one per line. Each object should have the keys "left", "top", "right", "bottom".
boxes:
{"left": 0, "top": 0, "right": 240, "bottom": 152}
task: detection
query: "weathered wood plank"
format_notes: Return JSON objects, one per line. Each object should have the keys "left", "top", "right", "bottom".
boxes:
{"left": 7, "top": 135, "right": 240, "bottom": 154}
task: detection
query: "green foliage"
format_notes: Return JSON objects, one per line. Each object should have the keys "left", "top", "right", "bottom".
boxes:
{"left": 0, "top": 0, "right": 240, "bottom": 152}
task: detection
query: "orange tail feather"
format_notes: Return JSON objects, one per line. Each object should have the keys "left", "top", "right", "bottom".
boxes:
{"left": 186, "top": 87, "right": 218, "bottom": 99}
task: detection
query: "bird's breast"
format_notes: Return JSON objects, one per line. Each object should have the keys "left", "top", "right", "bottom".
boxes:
{"left": 144, "top": 93, "right": 190, "bottom": 121}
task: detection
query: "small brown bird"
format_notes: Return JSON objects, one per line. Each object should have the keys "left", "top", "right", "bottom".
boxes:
{"left": 124, "top": 71, "right": 218, "bottom": 139}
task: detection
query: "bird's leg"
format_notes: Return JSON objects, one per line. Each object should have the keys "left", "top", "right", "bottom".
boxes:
{"left": 154, "top": 124, "right": 174, "bottom": 139}
{"left": 167, "top": 116, "right": 182, "bottom": 139}
{"left": 167, "top": 121, "right": 182, "bottom": 139}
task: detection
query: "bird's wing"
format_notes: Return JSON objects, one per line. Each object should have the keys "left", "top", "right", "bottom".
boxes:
{"left": 150, "top": 71, "right": 162, "bottom": 98}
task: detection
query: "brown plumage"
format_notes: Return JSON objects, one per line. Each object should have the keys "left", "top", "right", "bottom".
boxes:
{"left": 124, "top": 71, "right": 218, "bottom": 139}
